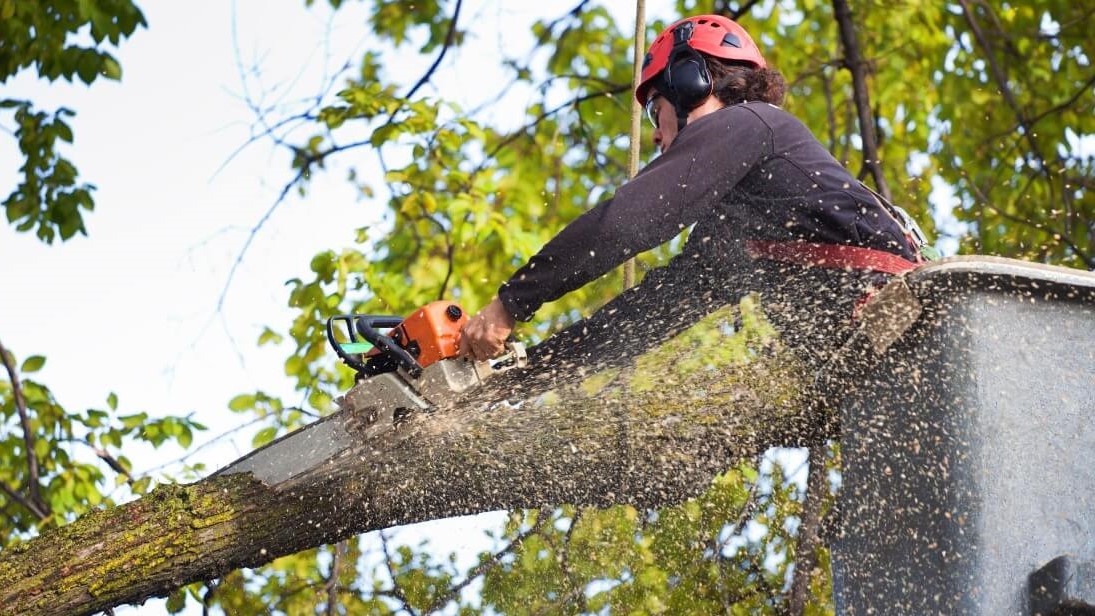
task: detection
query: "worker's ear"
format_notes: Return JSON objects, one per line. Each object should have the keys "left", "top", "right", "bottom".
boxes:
{"left": 664, "top": 21, "right": 713, "bottom": 111}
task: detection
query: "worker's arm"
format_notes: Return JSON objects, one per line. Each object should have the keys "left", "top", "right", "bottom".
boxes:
{"left": 497, "top": 104, "right": 774, "bottom": 323}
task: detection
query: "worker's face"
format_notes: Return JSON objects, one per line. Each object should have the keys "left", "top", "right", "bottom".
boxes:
{"left": 646, "top": 93, "right": 678, "bottom": 154}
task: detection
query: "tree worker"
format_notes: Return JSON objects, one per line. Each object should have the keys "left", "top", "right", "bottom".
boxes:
{"left": 458, "top": 14, "right": 929, "bottom": 376}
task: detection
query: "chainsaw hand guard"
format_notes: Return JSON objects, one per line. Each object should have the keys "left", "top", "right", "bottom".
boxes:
{"left": 326, "top": 314, "right": 424, "bottom": 378}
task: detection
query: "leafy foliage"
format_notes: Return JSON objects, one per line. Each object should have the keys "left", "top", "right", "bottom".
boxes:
{"left": 0, "top": 343, "right": 205, "bottom": 548}
{"left": 2, "top": 0, "right": 1091, "bottom": 614}
{"left": 0, "top": 0, "right": 146, "bottom": 243}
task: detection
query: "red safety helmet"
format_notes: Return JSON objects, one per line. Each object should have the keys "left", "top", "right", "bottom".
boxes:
{"left": 635, "top": 15, "right": 767, "bottom": 107}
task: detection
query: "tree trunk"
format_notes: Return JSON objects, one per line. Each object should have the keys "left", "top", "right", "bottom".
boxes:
{"left": 0, "top": 308, "right": 821, "bottom": 616}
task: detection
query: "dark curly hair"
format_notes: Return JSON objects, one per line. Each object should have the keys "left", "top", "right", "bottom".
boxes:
{"left": 705, "top": 56, "right": 786, "bottom": 106}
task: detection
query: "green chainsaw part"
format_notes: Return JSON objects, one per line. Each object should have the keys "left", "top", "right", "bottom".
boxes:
{"left": 339, "top": 342, "right": 374, "bottom": 354}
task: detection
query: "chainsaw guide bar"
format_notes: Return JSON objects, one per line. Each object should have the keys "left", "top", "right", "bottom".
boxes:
{"left": 218, "top": 302, "right": 527, "bottom": 485}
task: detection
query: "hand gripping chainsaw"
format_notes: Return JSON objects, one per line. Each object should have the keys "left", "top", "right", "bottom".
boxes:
{"left": 218, "top": 301, "right": 526, "bottom": 485}
{"left": 325, "top": 300, "right": 527, "bottom": 414}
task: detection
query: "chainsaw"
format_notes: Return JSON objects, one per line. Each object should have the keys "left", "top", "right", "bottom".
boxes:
{"left": 326, "top": 300, "right": 527, "bottom": 413}
{"left": 217, "top": 301, "right": 526, "bottom": 485}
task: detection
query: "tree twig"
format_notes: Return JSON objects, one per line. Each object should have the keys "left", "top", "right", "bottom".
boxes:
{"left": 725, "top": 0, "right": 764, "bottom": 20}
{"left": 202, "top": 580, "right": 218, "bottom": 616}
{"left": 483, "top": 86, "right": 630, "bottom": 165}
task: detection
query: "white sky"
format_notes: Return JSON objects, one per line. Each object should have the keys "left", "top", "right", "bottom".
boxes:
{"left": 0, "top": 2, "right": 679, "bottom": 614}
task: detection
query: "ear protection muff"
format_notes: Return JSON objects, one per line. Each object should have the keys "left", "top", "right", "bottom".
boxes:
{"left": 663, "top": 21, "right": 713, "bottom": 129}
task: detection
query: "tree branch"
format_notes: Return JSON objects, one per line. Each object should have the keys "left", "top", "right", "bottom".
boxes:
{"left": 324, "top": 541, "right": 346, "bottom": 616}
{"left": 380, "top": 530, "right": 418, "bottom": 616}
{"left": 962, "top": 171, "right": 1094, "bottom": 268}
{"left": 0, "top": 479, "right": 48, "bottom": 521}
{"left": 401, "top": 0, "right": 463, "bottom": 103}
{"left": 215, "top": 166, "right": 307, "bottom": 316}
{"left": 424, "top": 508, "right": 549, "bottom": 614}
{"left": 788, "top": 443, "right": 829, "bottom": 616}
{"left": 0, "top": 338, "right": 47, "bottom": 517}
{"left": 831, "top": 0, "right": 891, "bottom": 200}
{"left": 725, "top": 0, "right": 764, "bottom": 20}
{"left": 979, "top": 71, "right": 1095, "bottom": 146}
{"left": 0, "top": 326, "right": 817, "bottom": 615}
{"left": 483, "top": 86, "right": 630, "bottom": 165}
{"left": 956, "top": 0, "right": 1053, "bottom": 184}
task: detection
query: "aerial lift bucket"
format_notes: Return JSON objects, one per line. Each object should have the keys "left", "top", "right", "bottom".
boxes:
{"left": 830, "top": 257, "right": 1095, "bottom": 615}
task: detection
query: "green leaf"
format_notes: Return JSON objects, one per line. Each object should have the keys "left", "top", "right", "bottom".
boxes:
{"left": 118, "top": 412, "right": 148, "bottom": 429}
{"left": 130, "top": 476, "right": 152, "bottom": 495}
{"left": 252, "top": 426, "right": 278, "bottom": 448}
{"left": 165, "top": 588, "right": 187, "bottom": 613}
{"left": 228, "top": 394, "right": 255, "bottom": 412}
{"left": 100, "top": 56, "right": 122, "bottom": 80}
{"left": 107, "top": 392, "right": 118, "bottom": 410}
{"left": 75, "top": 50, "right": 100, "bottom": 84}
{"left": 257, "top": 327, "right": 284, "bottom": 346}
{"left": 177, "top": 426, "right": 193, "bottom": 449}
{"left": 21, "top": 355, "right": 46, "bottom": 373}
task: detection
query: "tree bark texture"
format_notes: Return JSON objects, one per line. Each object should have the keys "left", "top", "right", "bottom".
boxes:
{"left": 0, "top": 307, "right": 822, "bottom": 616}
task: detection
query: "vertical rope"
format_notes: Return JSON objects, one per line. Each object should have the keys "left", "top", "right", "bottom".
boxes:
{"left": 623, "top": 0, "right": 646, "bottom": 289}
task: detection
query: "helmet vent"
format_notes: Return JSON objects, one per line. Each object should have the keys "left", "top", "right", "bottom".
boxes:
{"left": 722, "top": 33, "right": 742, "bottom": 48}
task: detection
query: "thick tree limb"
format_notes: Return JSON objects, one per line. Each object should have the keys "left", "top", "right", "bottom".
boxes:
{"left": 0, "top": 318, "right": 818, "bottom": 616}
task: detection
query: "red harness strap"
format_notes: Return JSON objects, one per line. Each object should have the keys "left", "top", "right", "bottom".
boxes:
{"left": 745, "top": 240, "right": 921, "bottom": 275}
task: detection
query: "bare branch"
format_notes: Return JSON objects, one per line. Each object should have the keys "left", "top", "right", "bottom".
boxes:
{"left": 822, "top": 68, "right": 837, "bottom": 153}
{"left": 980, "top": 71, "right": 1095, "bottom": 146}
{"left": 215, "top": 166, "right": 307, "bottom": 315}
{"left": 325, "top": 541, "right": 346, "bottom": 616}
{"left": 484, "top": 86, "right": 630, "bottom": 164}
{"left": 724, "top": 0, "right": 764, "bottom": 20}
{"left": 93, "top": 445, "right": 133, "bottom": 485}
{"left": 201, "top": 580, "right": 218, "bottom": 616}
{"left": 423, "top": 508, "right": 550, "bottom": 613}
{"left": 956, "top": 0, "right": 1054, "bottom": 187}
{"left": 380, "top": 531, "right": 419, "bottom": 616}
{"left": 963, "top": 171, "right": 1094, "bottom": 268}
{"left": 0, "top": 338, "right": 47, "bottom": 517}
{"left": 401, "top": 0, "right": 464, "bottom": 103}
{"left": 788, "top": 444, "right": 829, "bottom": 616}
{"left": 831, "top": 0, "right": 891, "bottom": 200}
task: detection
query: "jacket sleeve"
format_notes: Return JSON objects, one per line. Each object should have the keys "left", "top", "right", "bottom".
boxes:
{"left": 497, "top": 104, "right": 775, "bottom": 322}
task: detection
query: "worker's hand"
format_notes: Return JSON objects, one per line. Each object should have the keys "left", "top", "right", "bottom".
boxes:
{"left": 459, "top": 297, "right": 516, "bottom": 361}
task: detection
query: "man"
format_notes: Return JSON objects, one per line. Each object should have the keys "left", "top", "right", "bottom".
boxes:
{"left": 459, "top": 14, "right": 926, "bottom": 375}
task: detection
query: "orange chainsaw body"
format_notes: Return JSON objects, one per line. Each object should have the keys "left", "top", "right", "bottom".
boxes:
{"left": 368, "top": 301, "right": 468, "bottom": 369}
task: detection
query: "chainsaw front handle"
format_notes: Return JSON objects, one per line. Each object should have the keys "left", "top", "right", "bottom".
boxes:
{"left": 353, "top": 315, "right": 424, "bottom": 378}
{"left": 327, "top": 315, "right": 372, "bottom": 375}
{"left": 326, "top": 314, "right": 425, "bottom": 378}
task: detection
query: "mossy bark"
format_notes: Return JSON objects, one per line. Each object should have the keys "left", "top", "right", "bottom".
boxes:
{"left": 0, "top": 308, "right": 826, "bottom": 615}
